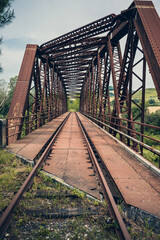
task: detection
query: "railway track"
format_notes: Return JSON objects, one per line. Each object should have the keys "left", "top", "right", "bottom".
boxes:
{"left": 76, "top": 113, "right": 130, "bottom": 240}
{"left": 0, "top": 112, "right": 131, "bottom": 240}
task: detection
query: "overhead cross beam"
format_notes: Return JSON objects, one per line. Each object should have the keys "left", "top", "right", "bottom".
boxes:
{"left": 40, "top": 15, "right": 115, "bottom": 53}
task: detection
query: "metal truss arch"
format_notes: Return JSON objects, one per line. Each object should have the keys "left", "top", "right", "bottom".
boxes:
{"left": 7, "top": 0, "right": 160, "bottom": 163}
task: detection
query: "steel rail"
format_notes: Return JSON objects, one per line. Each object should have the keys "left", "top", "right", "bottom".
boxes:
{"left": 0, "top": 113, "right": 70, "bottom": 239}
{"left": 76, "top": 113, "right": 131, "bottom": 240}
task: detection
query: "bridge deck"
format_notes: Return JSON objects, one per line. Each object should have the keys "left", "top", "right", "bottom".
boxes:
{"left": 43, "top": 112, "right": 100, "bottom": 199}
{"left": 6, "top": 112, "right": 69, "bottom": 161}
{"left": 77, "top": 113, "right": 160, "bottom": 218}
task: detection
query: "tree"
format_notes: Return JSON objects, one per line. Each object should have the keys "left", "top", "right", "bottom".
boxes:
{"left": 145, "top": 110, "right": 160, "bottom": 135}
{"left": 0, "top": 79, "right": 7, "bottom": 112}
{"left": 0, "top": 75, "right": 17, "bottom": 117}
{"left": 148, "top": 98, "right": 156, "bottom": 105}
{"left": 0, "top": 0, "right": 15, "bottom": 72}
{"left": 67, "top": 98, "right": 80, "bottom": 112}
{"left": 0, "top": 79, "right": 7, "bottom": 100}
{"left": 0, "top": 0, "right": 14, "bottom": 28}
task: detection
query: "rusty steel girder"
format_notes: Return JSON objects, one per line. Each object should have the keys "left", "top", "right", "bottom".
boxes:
{"left": 133, "top": 0, "right": 160, "bottom": 99}
{"left": 7, "top": 46, "right": 67, "bottom": 144}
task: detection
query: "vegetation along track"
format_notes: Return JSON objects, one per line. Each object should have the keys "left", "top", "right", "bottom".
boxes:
{"left": 0, "top": 112, "right": 159, "bottom": 239}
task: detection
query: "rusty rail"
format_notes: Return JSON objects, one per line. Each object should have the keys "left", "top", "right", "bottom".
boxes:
{"left": 76, "top": 113, "right": 131, "bottom": 240}
{"left": 0, "top": 113, "right": 70, "bottom": 239}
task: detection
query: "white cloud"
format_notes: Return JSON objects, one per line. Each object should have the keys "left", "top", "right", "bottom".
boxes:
{"left": 1, "top": 46, "right": 24, "bottom": 82}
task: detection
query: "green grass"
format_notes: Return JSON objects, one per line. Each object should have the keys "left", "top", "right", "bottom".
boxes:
{"left": 143, "top": 148, "right": 160, "bottom": 168}
{"left": 133, "top": 88, "right": 158, "bottom": 99}
{"left": 142, "top": 133, "right": 160, "bottom": 167}
{"left": 132, "top": 88, "right": 160, "bottom": 106}
{"left": 0, "top": 149, "right": 32, "bottom": 213}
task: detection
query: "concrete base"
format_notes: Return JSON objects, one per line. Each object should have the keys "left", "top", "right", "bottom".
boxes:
{"left": 121, "top": 202, "right": 160, "bottom": 234}
{"left": 0, "top": 119, "right": 7, "bottom": 148}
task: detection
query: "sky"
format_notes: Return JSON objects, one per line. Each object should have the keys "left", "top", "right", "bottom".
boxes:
{"left": 0, "top": 0, "right": 160, "bottom": 88}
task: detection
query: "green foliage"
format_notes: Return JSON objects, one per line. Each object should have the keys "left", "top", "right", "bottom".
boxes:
{"left": 109, "top": 86, "right": 114, "bottom": 91}
{"left": 133, "top": 98, "right": 140, "bottom": 104}
{"left": 148, "top": 98, "right": 156, "bottom": 105}
{"left": 133, "top": 88, "right": 158, "bottom": 99}
{"left": 131, "top": 105, "right": 160, "bottom": 135}
{"left": 0, "top": 0, "right": 15, "bottom": 72}
{"left": 0, "top": 0, "right": 15, "bottom": 28}
{"left": 0, "top": 75, "right": 17, "bottom": 117}
{"left": 133, "top": 88, "right": 160, "bottom": 106}
{"left": 143, "top": 149, "right": 159, "bottom": 167}
{"left": 145, "top": 110, "right": 160, "bottom": 135}
{"left": 143, "top": 129, "right": 160, "bottom": 167}
{"left": 144, "top": 132, "right": 160, "bottom": 146}
{"left": 109, "top": 86, "right": 114, "bottom": 97}
{"left": 132, "top": 105, "right": 141, "bottom": 119}
{"left": 0, "top": 79, "right": 7, "bottom": 107}
{"left": 124, "top": 105, "right": 160, "bottom": 166}
{"left": 0, "top": 149, "right": 31, "bottom": 211}
{"left": 67, "top": 98, "right": 80, "bottom": 112}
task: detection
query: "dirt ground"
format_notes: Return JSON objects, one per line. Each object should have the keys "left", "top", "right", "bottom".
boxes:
{"left": 147, "top": 106, "right": 160, "bottom": 113}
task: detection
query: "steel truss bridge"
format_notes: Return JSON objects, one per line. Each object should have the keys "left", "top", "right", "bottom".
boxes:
{"left": 7, "top": 1, "right": 160, "bottom": 165}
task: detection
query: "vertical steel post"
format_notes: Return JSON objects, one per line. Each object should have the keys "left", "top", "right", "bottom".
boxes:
{"left": 107, "top": 38, "right": 123, "bottom": 140}
{"left": 140, "top": 55, "right": 146, "bottom": 155}
{"left": 92, "top": 61, "right": 95, "bottom": 117}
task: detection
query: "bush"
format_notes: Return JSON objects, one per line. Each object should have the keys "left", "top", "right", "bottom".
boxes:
{"left": 0, "top": 76, "right": 17, "bottom": 117}
{"left": 145, "top": 110, "right": 160, "bottom": 135}
{"left": 148, "top": 99, "right": 156, "bottom": 105}
{"left": 68, "top": 98, "right": 80, "bottom": 112}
